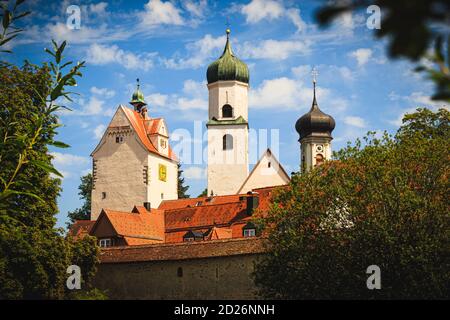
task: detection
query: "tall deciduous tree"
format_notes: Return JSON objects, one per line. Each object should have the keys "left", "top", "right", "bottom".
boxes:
{"left": 254, "top": 108, "right": 450, "bottom": 299}
{"left": 67, "top": 173, "right": 92, "bottom": 227}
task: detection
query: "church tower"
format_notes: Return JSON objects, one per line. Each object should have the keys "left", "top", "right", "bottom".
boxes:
{"left": 295, "top": 70, "right": 335, "bottom": 172}
{"left": 206, "top": 28, "right": 250, "bottom": 196}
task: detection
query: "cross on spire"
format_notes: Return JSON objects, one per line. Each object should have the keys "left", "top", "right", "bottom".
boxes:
{"left": 311, "top": 67, "right": 318, "bottom": 84}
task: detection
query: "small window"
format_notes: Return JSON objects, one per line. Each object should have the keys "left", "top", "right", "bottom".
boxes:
{"left": 101, "top": 192, "right": 106, "bottom": 199}
{"left": 315, "top": 154, "right": 324, "bottom": 167}
{"left": 222, "top": 104, "right": 233, "bottom": 118}
{"left": 243, "top": 229, "right": 256, "bottom": 237}
{"left": 99, "top": 238, "right": 112, "bottom": 248}
{"left": 184, "top": 237, "right": 194, "bottom": 242}
{"left": 161, "top": 193, "right": 164, "bottom": 199}
{"left": 223, "top": 134, "right": 233, "bottom": 150}
{"left": 177, "top": 267, "right": 183, "bottom": 277}
{"left": 268, "top": 161, "right": 271, "bottom": 168}
{"left": 116, "top": 136, "right": 124, "bottom": 143}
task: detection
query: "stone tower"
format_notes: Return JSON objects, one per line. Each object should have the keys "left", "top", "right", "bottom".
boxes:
{"left": 295, "top": 71, "right": 335, "bottom": 172}
{"left": 206, "top": 28, "right": 250, "bottom": 196}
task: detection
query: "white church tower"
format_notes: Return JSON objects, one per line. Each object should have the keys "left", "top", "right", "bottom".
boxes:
{"left": 295, "top": 69, "right": 336, "bottom": 172}
{"left": 206, "top": 28, "right": 250, "bottom": 196}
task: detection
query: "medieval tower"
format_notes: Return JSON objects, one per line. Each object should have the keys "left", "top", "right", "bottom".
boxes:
{"left": 206, "top": 29, "right": 250, "bottom": 196}
{"left": 295, "top": 71, "right": 336, "bottom": 172}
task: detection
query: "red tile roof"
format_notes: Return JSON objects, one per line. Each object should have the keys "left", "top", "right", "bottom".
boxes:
{"left": 205, "top": 227, "right": 233, "bottom": 240}
{"left": 99, "top": 237, "right": 266, "bottom": 263}
{"left": 159, "top": 194, "right": 244, "bottom": 210}
{"left": 68, "top": 220, "right": 95, "bottom": 240}
{"left": 90, "top": 206, "right": 165, "bottom": 245}
{"left": 121, "top": 106, "right": 177, "bottom": 162}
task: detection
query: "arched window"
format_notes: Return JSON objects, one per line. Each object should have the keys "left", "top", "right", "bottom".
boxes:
{"left": 315, "top": 154, "right": 324, "bottom": 167}
{"left": 223, "top": 134, "right": 233, "bottom": 150}
{"left": 222, "top": 104, "right": 233, "bottom": 118}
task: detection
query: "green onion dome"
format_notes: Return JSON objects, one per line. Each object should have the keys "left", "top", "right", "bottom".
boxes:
{"left": 130, "top": 78, "right": 147, "bottom": 109}
{"left": 206, "top": 29, "right": 249, "bottom": 85}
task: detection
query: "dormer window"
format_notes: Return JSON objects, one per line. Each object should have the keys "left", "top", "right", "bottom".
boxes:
{"left": 222, "top": 104, "right": 233, "bottom": 118}
{"left": 243, "top": 222, "right": 257, "bottom": 237}
{"left": 160, "top": 139, "right": 167, "bottom": 149}
{"left": 183, "top": 230, "right": 204, "bottom": 242}
{"left": 99, "top": 238, "right": 113, "bottom": 247}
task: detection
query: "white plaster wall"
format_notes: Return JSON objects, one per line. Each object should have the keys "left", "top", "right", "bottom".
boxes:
{"left": 147, "top": 155, "right": 178, "bottom": 209}
{"left": 239, "top": 153, "right": 290, "bottom": 193}
{"left": 91, "top": 130, "right": 148, "bottom": 220}
{"left": 300, "top": 137, "right": 332, "bottom": 172}
{"left": 207, "top": 125, "right": 248, "bottom": 195}
{"left": 208, "top": 81, "right": 249, "bottom": 121}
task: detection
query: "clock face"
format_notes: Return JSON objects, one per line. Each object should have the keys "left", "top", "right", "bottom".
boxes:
{"left": 316, "top": 145, "right": 324, "bottom": 152}
{"left": 158, "top": 164, "right": 167, "bottom": 182}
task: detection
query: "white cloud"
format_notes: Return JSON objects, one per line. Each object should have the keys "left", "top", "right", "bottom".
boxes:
{"left": 51, "top": 152, "right": 89, "bottom": 167}
{"left": 242, "top": 0, "right": 284, "bottom": 23}
{"left": 81, "top": 96, "right": 105, "bottom": 115}
{"left": 240, "top": 39, "right": 310, "bottom": 60}
{"left": 90, "top": 87, "right": 116, "bottom": 99}
{"left": 184, "top": 0, "right": 207, "bottom": 18}
{"left": 139, "top": 0, "right": 184, "bottom": 27}
{"left": 183, "top": 166, "right": 206, "bottom": 179}
{"left": 163, "top": 34, "right": 226, "bottom": 69}
{"left": 349, "top": 48, "right": 373, "bottom": 66}
{"left": 250, "top": 77, "right": 322, "bottom": 110}
{"left": 50, "top": 152, "right": 90, "bottom": 180}
{"left": 86, "top": 43, "right": 155, "bottom": 71}
{"left": 89, "top": 2, "right": 108, "bottom": 15}
{"left": 344, "top": 116, "right": 367, "bottom": 128}
{"left": 93, "top": 124, "right": 107, "bottom": 140}
{"left": 241, "top": 0, "right": 306, "bottom": 32}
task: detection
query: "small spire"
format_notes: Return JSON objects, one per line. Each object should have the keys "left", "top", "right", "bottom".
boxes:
{"left": 311, "top": 67, "right": 319, "bottom": 108}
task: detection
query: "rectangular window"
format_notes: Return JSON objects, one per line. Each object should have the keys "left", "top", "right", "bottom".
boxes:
{"left": 101, "top": 192, "right": 106, "bottom": 199}
{"left": 243, "top": 229, "right": 256, "bottom": 237}
{"left": 116, "top": 136, "right": 124, "bottom": 143}
{"left": 184, "top": 237, "right": 194, "bottom": 242}
{"left": 99, "top": 238, "right": 112, "bottom": 248}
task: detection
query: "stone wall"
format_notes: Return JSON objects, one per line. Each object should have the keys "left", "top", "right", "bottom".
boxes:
{"left": 92, "top": 237, "right": 266, "bottom": 300}
{"left": 94, "top": 253, "right": 263, "bottom": 300}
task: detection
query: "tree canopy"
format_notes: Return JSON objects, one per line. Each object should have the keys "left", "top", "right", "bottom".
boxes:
{"left": 254, "top": 108, "right": 449, "bottom": 299}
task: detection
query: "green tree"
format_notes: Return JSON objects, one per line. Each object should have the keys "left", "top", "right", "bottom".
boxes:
{"left": 0, "top": 4, "right": 100, "bottom": 298}
{"left": 198, "top": 188, "right": 208, "bottom": 197}
{"left": 254, "top": 108, "right": 450, "bottom": 299}
{"left": 316, "top": 0, "right": 450, "bottom": 101}
{"left": 177, "top": 163, "right": 190, "bottom": 199}
{"left": 67, "top": 173, "right": 92, "bottom": 227}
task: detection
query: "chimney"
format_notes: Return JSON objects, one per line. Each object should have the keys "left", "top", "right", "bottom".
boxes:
{"left": 143, "top": 202, "right": 151, "bottom": 211}
{"left": 246, "top": 191, "right": 259, "bottom": 216}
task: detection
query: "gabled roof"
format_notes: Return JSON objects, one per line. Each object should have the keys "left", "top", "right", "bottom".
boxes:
{"left": 91, "top": 105, "right": 177, "bottom": 162}
{"left": 159, "top": 194, "right": 244, "bottom": 211}
{"left": 237, "top": 148, "right": 290, "bottom": 194}
{"left": 90, "top": 206, "right": 165, "bottom": 245}
{"left": 121, "top": 106, "right": 177, "bottom": 161}
{"left": 205, "top": 227, "right": 233, "bottom": 240}
{"left": 68, "top": 220, "right": 95, "bottom": 240}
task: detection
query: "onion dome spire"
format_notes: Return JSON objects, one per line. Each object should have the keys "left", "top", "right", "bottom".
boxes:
{"left": 130, "top": 78, "right": 147, "bottom": 111}
{"left": 295, "top": 69, "right": 335, "bottom": 140}
{"left": 206, "top": 28, "right": 249, "bottom": 84}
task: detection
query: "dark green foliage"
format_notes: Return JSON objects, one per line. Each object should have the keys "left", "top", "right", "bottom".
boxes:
{"left": 67, "top": 173, "right": 92, "bottom": 227}
{"left": 198, "top": 188, "right": 208, "bottom": 197}
{"left": 0, "top": 35, "right": 100, "bottom": 299}
{"left": 177, "top": 163, "right": 190, "bottom": 199}
{"left": 316, "top": 0, "right": 450, "bottom": 101}
{"left": 254, "top": 108, "right": 450, "bottom": 299}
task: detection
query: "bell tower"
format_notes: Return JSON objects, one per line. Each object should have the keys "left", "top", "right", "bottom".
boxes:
{"left": 295, "top": 68, "right": 336, "bottom": 172}
{"left": 206, "top": 28, "right": 250, "bottom": 195}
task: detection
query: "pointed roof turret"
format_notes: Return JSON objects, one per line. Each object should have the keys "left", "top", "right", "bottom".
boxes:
{"left": 295, "top": 69, "right": 335, "bottom": 140}
{"left": 206, "top": 28, "right": 249, "bottom": 84}
{"left": 130, "top": 78, "right": 147, "bottom": 111}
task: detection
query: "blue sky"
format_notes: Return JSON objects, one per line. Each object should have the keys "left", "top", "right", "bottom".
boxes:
{"left": 3, "top": 0, "right": 445, "bottom": 228}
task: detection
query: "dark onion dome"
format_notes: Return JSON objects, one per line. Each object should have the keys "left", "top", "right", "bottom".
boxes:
{"left": 206, "top": 28, "right": 249, "bottom": 85}
{"left": 295, "top": 82, "right": 335, "bottom": 140}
